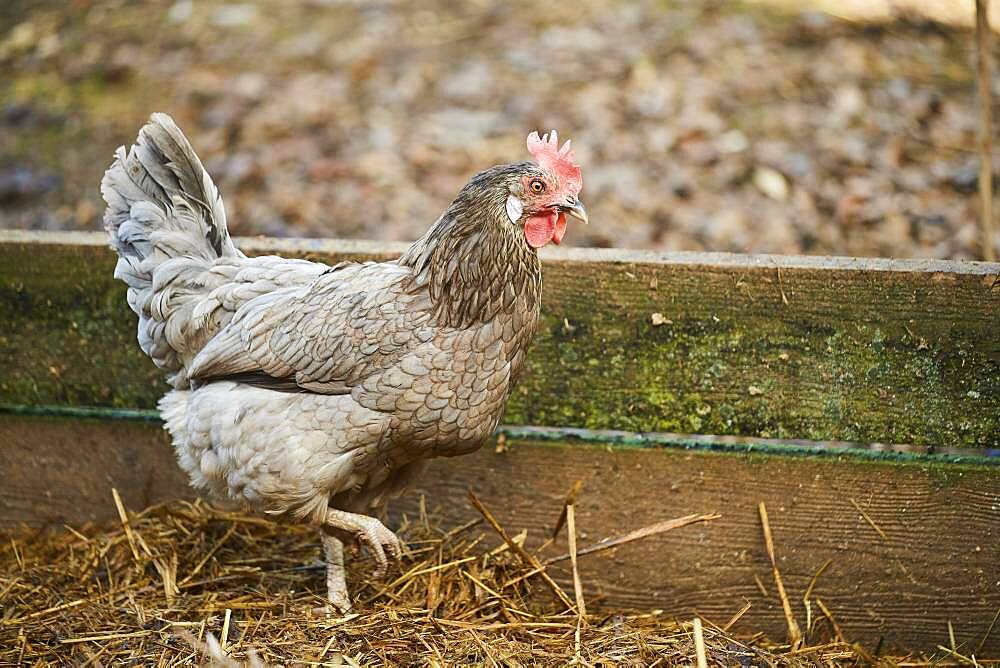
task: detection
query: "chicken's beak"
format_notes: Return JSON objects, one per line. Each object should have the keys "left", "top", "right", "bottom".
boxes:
{"left": 561, "top": 198, "right": 589, "bottom": 225}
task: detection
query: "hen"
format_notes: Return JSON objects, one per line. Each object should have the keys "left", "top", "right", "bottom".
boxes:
{"left": 101, "top": 114, "right": 586, "bottom": 611}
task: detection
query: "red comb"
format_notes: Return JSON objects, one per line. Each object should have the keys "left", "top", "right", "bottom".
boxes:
{"left": 527, "top": 130, "right": 582, "bottom": 196}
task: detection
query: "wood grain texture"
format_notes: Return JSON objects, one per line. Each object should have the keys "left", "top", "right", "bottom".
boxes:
{"left": 2, "top": 230, "right": 999, "bottom": 445}
{"left": 2, "top": 414, "right": 997, "bottom": 653}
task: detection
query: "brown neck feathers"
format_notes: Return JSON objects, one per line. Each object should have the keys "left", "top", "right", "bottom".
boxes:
{"left": 399, "top": 177, "right": 542, "bottom": 330}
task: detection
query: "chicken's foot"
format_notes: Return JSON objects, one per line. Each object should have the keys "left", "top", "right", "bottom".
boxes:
{"left": 320, "top": 532, "right": 352, "bottom": 613}
{"left": 324, "top": 509, "right": 404, "bottom": 579}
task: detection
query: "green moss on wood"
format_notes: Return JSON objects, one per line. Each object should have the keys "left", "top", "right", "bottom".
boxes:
{"left": 501, "top": 257, "right": 1000, "bottom": 447}
{"left": 504, "top": 310, "right": 1000, "bottom": 446}
{"left": 0, "top": 243, "right": 168, "bottom": 410}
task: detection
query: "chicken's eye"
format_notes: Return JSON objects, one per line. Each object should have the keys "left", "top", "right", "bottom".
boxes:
{"left": 529, "top": 179, "right": 545, "bottom": 194}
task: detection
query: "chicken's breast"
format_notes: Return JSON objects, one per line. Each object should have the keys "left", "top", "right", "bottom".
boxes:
{"left": 160, "top": 382, "right": 424, "bottom": 522}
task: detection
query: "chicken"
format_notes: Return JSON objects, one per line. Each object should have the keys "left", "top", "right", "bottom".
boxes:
{"left": 101, "top": 113, "right": 586, "bottom": 611}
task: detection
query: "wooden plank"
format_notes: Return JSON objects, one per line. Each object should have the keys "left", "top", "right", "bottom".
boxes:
{"left": 2, "top": 229, "right": 999, "bottom": 445}
{"left": 0, "top": 415, "right": 190, "bottom": 527}
{"left": 1, "top": 413, "right": 997, "bottom": 653}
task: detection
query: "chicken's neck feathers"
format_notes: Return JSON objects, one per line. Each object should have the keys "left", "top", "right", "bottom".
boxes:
{"left": 400, "top": 194, "right": 541, "bottom": 331}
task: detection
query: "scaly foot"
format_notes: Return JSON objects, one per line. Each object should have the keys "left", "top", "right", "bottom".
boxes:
{"left": 320, "top": 531, "right": 352, "bottom": 613}
{"left": 325, "top": 509, "right": 404, "bottom": 579}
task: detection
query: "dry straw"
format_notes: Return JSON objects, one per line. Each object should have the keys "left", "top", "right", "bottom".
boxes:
{"left": 0, "top": 492, "right": 983, "bottom": 665}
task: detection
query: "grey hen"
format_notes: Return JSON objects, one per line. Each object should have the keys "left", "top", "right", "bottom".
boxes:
{"left": 101, "top": 113, "right": 587, "bottom": 611}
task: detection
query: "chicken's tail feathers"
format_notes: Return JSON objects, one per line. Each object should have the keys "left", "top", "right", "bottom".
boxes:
{"left": 101, "top": 113, "right": 243, "bottom": 383}
{"left": 101, "top": 112, "right": 240, "bottom": 277}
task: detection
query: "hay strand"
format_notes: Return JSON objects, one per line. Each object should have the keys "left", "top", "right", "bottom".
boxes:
{"left": 849, "top": 498, "right": 887, "bottom": 540}
{"left": 693, "top": 617, "right": 708, "bottom": 668}
{"left": 467, "top": 491, "right": 576, "bottom": 611}
{"left": 548, "top": 478, "right": 584, "bottom": 543}
{"left": 977, "top": 606, "right": 1000, "bottom": 656}
{"left": 546, "top": 512, "right": 720, "bottom": 565}
{"left": 565, "top": 501, "right": 586, "bottom": 619}
{"left": 111, "top": 487, "right": 140, "bottom": 562}
{"left": 723, "top": 600, "right": 752, "bottom": 633}
{"left": 977, "top": 0, "right": 996, "bottom": 261}
{"left": 758, "top": 501, "right": 803, "bottom": 650}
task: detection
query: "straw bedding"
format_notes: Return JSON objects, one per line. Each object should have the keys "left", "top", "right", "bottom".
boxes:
{"left": 0, "top": 496, "right": 963, "bottom": 666}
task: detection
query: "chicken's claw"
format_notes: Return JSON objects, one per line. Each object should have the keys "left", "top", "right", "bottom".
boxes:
{"left": 358, "top": 517, "right": 404, "bottom": 578}
{"left": 324, "top": 509, "right": 405, "bottom": 580}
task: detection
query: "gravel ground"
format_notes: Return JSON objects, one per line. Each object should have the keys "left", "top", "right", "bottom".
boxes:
{"left": 1, "top": 0, "right": 997, "bottom": 259}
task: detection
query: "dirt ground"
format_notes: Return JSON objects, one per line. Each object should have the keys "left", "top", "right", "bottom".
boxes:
{"left": 1, "top": 0, "right": 997, "bottom": 259}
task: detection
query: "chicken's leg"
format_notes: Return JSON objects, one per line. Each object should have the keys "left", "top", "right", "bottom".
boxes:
{"left": 324, "top": 508, "right": 404, "bottom": 578}
{"left": 320, "top": 531, "right": 352, "bottom": 613}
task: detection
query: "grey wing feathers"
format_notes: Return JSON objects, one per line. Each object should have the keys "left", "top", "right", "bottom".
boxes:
{"left": 189, "top": 262, "right": 433, "bottom": 394}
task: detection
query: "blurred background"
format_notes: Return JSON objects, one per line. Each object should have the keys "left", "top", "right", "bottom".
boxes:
{"left": 1, "top": 0, "right": 997, "bottom": 259}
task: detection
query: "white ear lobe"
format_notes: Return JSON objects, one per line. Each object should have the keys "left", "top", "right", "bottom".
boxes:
{"left": 506, "top": 194, "right": 524, "bottom": 224}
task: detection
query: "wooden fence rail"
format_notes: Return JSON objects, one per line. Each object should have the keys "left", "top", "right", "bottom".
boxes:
{"left": 1, "top": 229, "right": 999, "bottom": 653}
{"left": 3, "top": 229, "right": 999, "bottom": 446}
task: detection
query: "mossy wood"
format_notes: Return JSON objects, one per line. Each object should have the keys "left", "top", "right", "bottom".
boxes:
{"left": 2, "top": 230, "right": 999, "bottom": 446}
{"left": 2, "top": 414, "right": 998, "bottom": 654}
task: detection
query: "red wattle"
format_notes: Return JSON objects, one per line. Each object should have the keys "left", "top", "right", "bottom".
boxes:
{"left": 524, "top": 211, "right": 558, "bottom": 248}
{"left": 551, "top": 212, "right": 568, "bottom": 245}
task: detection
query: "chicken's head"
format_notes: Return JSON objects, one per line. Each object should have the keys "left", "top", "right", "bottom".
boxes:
{"left": 505, "top": 130, "right": 587, "bottom": 249}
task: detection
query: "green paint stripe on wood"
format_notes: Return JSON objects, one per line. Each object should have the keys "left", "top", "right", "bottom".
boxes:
{"left": 3, "top": 403, "right": 998, "bottom": 466}
{"left": 2, "top": 232, "right": 999, "bottom": 446}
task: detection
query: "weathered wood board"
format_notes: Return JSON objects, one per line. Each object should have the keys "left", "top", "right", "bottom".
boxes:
{"left": 2, "top": 230, "right": 999, "bottom": 446}
{"left": 1, "top": 414, "right": 997, "bottom": 654}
